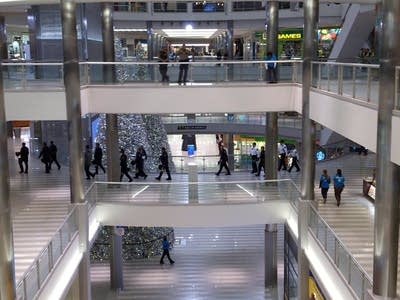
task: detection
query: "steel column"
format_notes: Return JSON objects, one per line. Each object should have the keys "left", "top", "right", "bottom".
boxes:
{"left": 0, "top": 15, "right": 16, "bottom": 300}
{"left": 265, "top": 0, "right": 278, "bottom": 180}
{"left": 111, "top": 227, "right": 124, "bottom": 290}
{"left": 298, "top": 200, "right": 310, "bottom": 300}
{"left": 60, "top": 1, "right": 90, "bottom": 299}
{"left": 265, "top": 224, "right": 277, "bottom": 290}
{"left": 373, "top": 0, "right": 400, "bottom": 297}
{"left": 301, "top": 0, "right": 318, "bottom": 201}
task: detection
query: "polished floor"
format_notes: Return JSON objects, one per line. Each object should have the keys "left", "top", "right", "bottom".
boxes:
{"left": 91, "top": 225, "right": 284, "bottom": 300}
{"left": 8, "top": 139, "right": 388, "bottom": 295}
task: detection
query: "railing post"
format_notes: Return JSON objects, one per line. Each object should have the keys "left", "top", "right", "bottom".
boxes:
{"left": 347, "top": 254, "right": 351, "bottom": 283}
{"left": 22, "top": 65, "right": 27, "bottom": 89}
{"left": 318, "top": 63, "right": 321, "bottom": 89}
{"left": 36, "top": 260, "right": 40, "bottom": 289}
{"left": 292, "top": 62, "right": 297, "bottom": 83}
{"left": 48, "top": 242, "right": 53, "bottom": 270}
{"left": 202, "top": 157, "right": 205, "bottom": 172}
{"left": 352, "top": 66, "right": 356, "bottom": 98}
{"left": 224, "top": 64, "right": 228, "bottom": 82}
{"left": 338, "top": 65, "right": 343, "bottom": 95}
{"left": 189, "top": 63, "right": 193, "bottom": 83}
{"left": 298, "top": 199, "right": 310, "bottom": 300}
{"left": 367, "top": 67, "right": 371, "bottom": 102}
{"left": 327, "top": 64, "right": 331, "bottom": 91}
{"left": 259, "top": 62, "right": 263, "bottom": 81}
{"left": 23, "top": 278, "right": 27, "bottom": 300}
{"left": 87, "top": 64, "right": 91, "bottom": 85}
{"left": 395, "top": 67, "right": 399, "bottom": 110}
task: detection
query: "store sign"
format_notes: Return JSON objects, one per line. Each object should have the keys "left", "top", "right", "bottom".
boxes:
{"left": 278, "top": 33, "right": 302, "bottom": 40}
{"left": 177, "top": 125, "right": 207, "bottom": 130}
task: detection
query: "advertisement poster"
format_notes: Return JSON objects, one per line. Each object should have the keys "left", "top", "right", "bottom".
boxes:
{"left": 309, "top": 275, "right": 325, "bottom": 300}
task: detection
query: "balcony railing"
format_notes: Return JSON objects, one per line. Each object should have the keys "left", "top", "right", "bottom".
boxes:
{"left": 2, "top": 60, "right": 302, "bottom": 90}
{"left": 15, "top": 206, "right": 79, "bottom": 300}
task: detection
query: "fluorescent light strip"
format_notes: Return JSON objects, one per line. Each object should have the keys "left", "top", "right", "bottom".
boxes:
{"left": 131, "top": 185, "right": 149, "bottom": 199}
{"left": 162, "top": 29, "right": 217, "bottom": 38}
{"left": 236, "top": 184, "right": 255, "bottom": 197}
{"left": 171, "top": 43, "right": 210, "bottom": 47}
{"left": 114, "top": 29, "right": 147, "bottom": 32}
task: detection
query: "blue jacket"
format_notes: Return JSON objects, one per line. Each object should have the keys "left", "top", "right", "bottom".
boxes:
{"left": 333, "top": 175, "right": 345, "bottom": 188}
{"left": 319, "top": 175, "right": 331, "bottom": 189}
{"left": 265, "top": 54, "right": 277, "bottom": 69}
{"left": 162, "top": 239, "right": 170, "bottom": 250}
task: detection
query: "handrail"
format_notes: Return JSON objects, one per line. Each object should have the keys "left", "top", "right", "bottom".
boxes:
{"left": 312, "top": 61, "right": 379, "bottom": 68}
{"left": 2, "top": 62, "right": 63, "bottom": 66}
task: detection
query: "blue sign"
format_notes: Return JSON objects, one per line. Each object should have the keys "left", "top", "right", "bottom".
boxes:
{"left": 315, "top": 150, "right": 326, "bottom": 161}
{"left": 187, "top": 144, "right": 195, "bottom": 157}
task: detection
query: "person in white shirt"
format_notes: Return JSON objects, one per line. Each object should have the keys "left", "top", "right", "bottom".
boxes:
{"left": 288, "top": 146, "right": 300, "bottom": 172}
{"left": 277, "top": 140, "right": 288, "bottom": 171}
{"left": 249, "top": 142, "right": 259, "bottom": 173}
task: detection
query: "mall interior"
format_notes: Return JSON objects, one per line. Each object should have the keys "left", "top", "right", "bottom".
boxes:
{"left": 0, "top": 0, "right": 399, "bottom": 299}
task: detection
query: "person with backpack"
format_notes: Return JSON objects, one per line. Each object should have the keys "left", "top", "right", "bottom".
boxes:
{"left": 319, "top": 169, "right": 331, "bottom": 204}
{"left": 333, "top": 169, "right": 345, "bottom": 207}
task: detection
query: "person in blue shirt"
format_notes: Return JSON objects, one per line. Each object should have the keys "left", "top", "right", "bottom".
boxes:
{"left": 333, "top": 169, "right": 345, "bottom": 207}
{"left": 319, "top": 169, "right": 331, "bottom": 204}
{"left": 160, "top": 236, "right": 175, "bottom": 265}
{"left": 265, "top": 51, "right": 278, "bottom": 83}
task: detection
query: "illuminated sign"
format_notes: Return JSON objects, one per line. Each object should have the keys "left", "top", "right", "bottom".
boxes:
{"left": 315, "top": 151, "right": 326, "bottom": 161}
{"left": 278, "top": 33, "right": 302, "bottom": 40}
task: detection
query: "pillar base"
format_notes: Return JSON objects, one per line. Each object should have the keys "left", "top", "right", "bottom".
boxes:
{"left": 366, "top": 290, "right": 399, "bottom": 300}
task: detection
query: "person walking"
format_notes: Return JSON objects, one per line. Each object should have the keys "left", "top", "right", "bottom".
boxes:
{"left": 38, "top": 142, "right": 51, "bottom": 173}
{"left": 16, "top": 142, "right": 29, "bottom": 174}
{"left": 156, "top": 147, "right": 171, "bottom": 181}
{"left": 158, "top": 47, "right": 170, "bottom": 83}
{"left": 177, "top": 43, "right": 190, "bottom": 85}
{"left": 319, "top": 169, "right": 331, "bottom": 204}
{"left": 215, "top": 143, "right": 231, "bottom": 176}
{"left": 160, "top": 236, "right": 175, "bottom": 265}
{"left": 278, "top": 140, "right": 288, "bottom": 171}
{"left": 255, "top": 146, "right": 265, "bottom": 177}
{"left": 84, "top": 145, "right": 95, "bottom": 180}
{"left": 288, "top": 146, "right": 300, "bottom": 172}
{"left": 265, "top": 51, "right": 277, "bottom": 83}
{"left": 93, "top": 142, "right": 106, "bottom": 174}
{"left": 333, "top": 169, "right": 345, "bottom": 207}
{"left": 49, "top": 141, "right": 61, "bottom": 170}
{"left": 132, "top": 146, "right": 148, "bottom": 179}
{"left": 119, "top": 148, "right": 132, "bottom": 182}
{"left": 249, "top": 142, "right": 259, "bottom": 174}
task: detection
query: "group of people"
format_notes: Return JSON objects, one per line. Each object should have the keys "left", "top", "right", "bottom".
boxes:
{"left": 158, "top": 43, "right": 191, "bottom": 85}
{"left": 319, "top": 169, "right": 346, "bottom": 207}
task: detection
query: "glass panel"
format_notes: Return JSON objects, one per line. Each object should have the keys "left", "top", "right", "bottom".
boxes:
{"left": 369, "top": 67, "right": 379, "bottom": 104}
{"left": 337, "top": 243, "right": 350, "bottom": 282}
{"left": 51, "top": 235, "right": 62, "bottom": 266}
{"left": 341, "top": 65, "right": 354, "bottom": 98}
{"left": 349, "top": 259, "right": 363, "bottom": 299}
{"left": 354, "top": 66, "right": 369, "bottom": 101}
{"left": 153, "top": 2, "right": 187, "bottom": 12}
{"left": 25, "top": 267, "right": 39, "bottom": 300}
{"left": 38, "top": 248, "right": 50, "bottom": 286}
{"left": 16, "top": 282, "right": 25, "bottom": 300}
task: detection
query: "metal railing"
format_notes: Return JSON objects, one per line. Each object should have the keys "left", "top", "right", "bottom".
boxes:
{"left": 395, "top": 66, "right": 400, "bottom": 111}
{"left": 2, "top": 60, "right": 302, "bottom": 90}
{"left": 307, "top": 204, "right": 372, "bottom": 300}
{"left": 311, "top": 61, "right": 380, "bottom": 105}
{"left": 85, "top": 179, "right": 300, "bottom": 206}
{"left": 15, "top": 206, "right": 79, "bottom": 300}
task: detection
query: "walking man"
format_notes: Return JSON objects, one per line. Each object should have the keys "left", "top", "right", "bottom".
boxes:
{"left": 160, "top": 236, "right": 175, "bottom": 265}
{"left": 49, "top": 141, "right": 61, "bottom": 170}
{"left": 177, "top": 43, "right": 190, "bottom": 85}
{"left": 215, "top": 143, "right": 231, "bottom": 176}
{"left": 288, "top": 146, "right": 300, "bottom": 172}
{"left": 333, "top": 169, "right": 345, "bottom": 207}
{"left": 84, "top": 145, "right": 95, "bottom": 180}
{"left": 93, "top": 143, "right": 106, "bottom": 174}
{"left": 250, "top": 142, "right": 259, "bottom": 173}
{"left": 39, "top": 142, "right": 51, "bottom": 173}
{"left": 132, "top": 146, "right": 147, "bottom": 179}
{"left": 256, "top": 146, "right": 265, "bottom": 177}
{"left": 277, "top": 140, "right": 288, "bottom": 171}
{"left": 16, "top": 142, "right": 29, "bottom": 174}
{"left": 120, "top": 148, "right": 132, "bottom": 182}
{"left": 156, "top": 147, "right": 171, "bottom": 181}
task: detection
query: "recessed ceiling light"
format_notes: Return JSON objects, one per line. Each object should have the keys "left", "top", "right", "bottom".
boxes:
{"left": 162, "top": 29, "right": 217, "bottom": 38}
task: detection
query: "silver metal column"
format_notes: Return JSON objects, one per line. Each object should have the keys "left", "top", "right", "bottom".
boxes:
{"left": 146, "top": 21, "right": 153, "bottom": 60}
{"left": 226, "top": 20, "right": 234, "bottom": 59}
{"left": 301, "top": 0, "right": 318, "bottom": 201}
{"left": 373, "top": 0, "right": 400, "bottom": 297}
{"left": 0, "top": 16, "right": 16, "bottom": 300}
{"left": 298, "top": 200, "right": 310, "bottom": 300}
{"left": 265, "top": 224, "right": 277, "bottom": 290}
{"left": 60, "top": 1, "right": 90, "bottom": 299}
{"left": 265, "top": 1, "right": 278, "bottom": 180}
{"left": 101, "top": 3, "right": 120, "bottom": 183}
{"left": 111, "top": 227, "right": 124, "bottom": 290}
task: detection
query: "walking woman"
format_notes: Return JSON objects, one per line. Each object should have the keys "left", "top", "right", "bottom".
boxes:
{"left": 333, "top": 169, "right": 345, "bottom": 207}
{"left": 319, "top": 169, "right": 331, "bottom": 204}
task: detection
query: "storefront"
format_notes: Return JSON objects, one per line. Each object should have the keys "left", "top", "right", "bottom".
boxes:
{"left": 7, "top": 29, "right": 30, "bottom": 60}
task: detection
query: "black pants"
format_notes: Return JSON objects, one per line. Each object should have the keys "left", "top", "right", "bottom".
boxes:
{"left": 267, "top": 68, "right": 277, "bottom": 83}
{"left": 257, "top": 161, "right": 265, "bottom": 176}
{"left": 18, "top": 158, "right": 28, "bottom": 173}
{"left": 157, "top": 165, "right": 171, "bottom": 179}
{"left": 334, "top": 186, "right": 344, "bottom": 206}
{"left": 160, "top": 249, "right": 174, "bottom": 264}
{"left": 41, "top": 159, "right": 51, "bottom": 173}
{"left": 251, "top": 155, "right": 258, "bottom": 173}
{"left": 95, "top": 161, "right": 106, "bottom": 174}
{"left": 85, "top": 164, "right": 95, "bottom": 179}
{"left": 178, "top": 63, "right": 188, "bottom": 84}
{"left": 278, "top": 153, "right": 287, "bottom": 171}
{"left": 216, "top": 161, "right": 230, "bottom": 175}
{"left": 321, "top": 188, "right": 329, "bottom": 200}
{"left": 135, "top": 167, "right": 147, "bottom": 178}
{"left": 288, "top": 158, "right": 300, "bottom": 172}
{"left": 159, "top": 65, "right": 169, "bottom": 82}
{"left": 50, "top": 156, "right": 61, "bottom": 170}
{"left": 120, "top": 167, "right": 132, "bottom": 182}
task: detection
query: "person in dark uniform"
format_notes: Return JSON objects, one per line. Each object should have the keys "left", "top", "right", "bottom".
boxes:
{"left": 132, "top": 146, "right": 147, "bottom": 179}
{"left": 215, "top": 143, "right": 231, "bottom": 176}
{"left": 156, "top": 147, "right": 171, "bottom": 181}
{"left": 255, "top": 146, "right": 265, "bottom": 177}
{"left": 49, "top": 141, "right": 61, "bottom": 170}
{"left": 16, "top": 142, "right": 29, "bottom": 174}
{"left": 160, "top": 236, "right": 175, "bottom": 264}
{"left": 93, "top": 142, "right": 106, "bottom": 174}
{"left": 158, "top": 47, "right": 170, "bottom": 83}
{"left": 38, "top": 142, "right": 51, "bottom": 173}
{"left": 120, "top": 148, "right": 132, "bottom": 182}
{"left": 84, "top": 145, "right": 95, "bottom": 180}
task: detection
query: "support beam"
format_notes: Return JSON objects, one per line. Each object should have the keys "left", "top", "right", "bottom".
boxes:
{"left": 0, "top": 15, "right": 16, "bottom": 300}
{"left": 373, "top": 0, "right": 400, "bottom": 297}
{"left": 265, "top": 224, "right": 277, "bottom": 291}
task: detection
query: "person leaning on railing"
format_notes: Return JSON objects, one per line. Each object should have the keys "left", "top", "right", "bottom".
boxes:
{"left": 265, "top": 51, "right": 278, "bottom": 83}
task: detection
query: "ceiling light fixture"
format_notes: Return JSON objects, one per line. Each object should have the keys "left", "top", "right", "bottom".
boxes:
{"left": 162, "top": 29, "right": 217, "bottom": 38}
